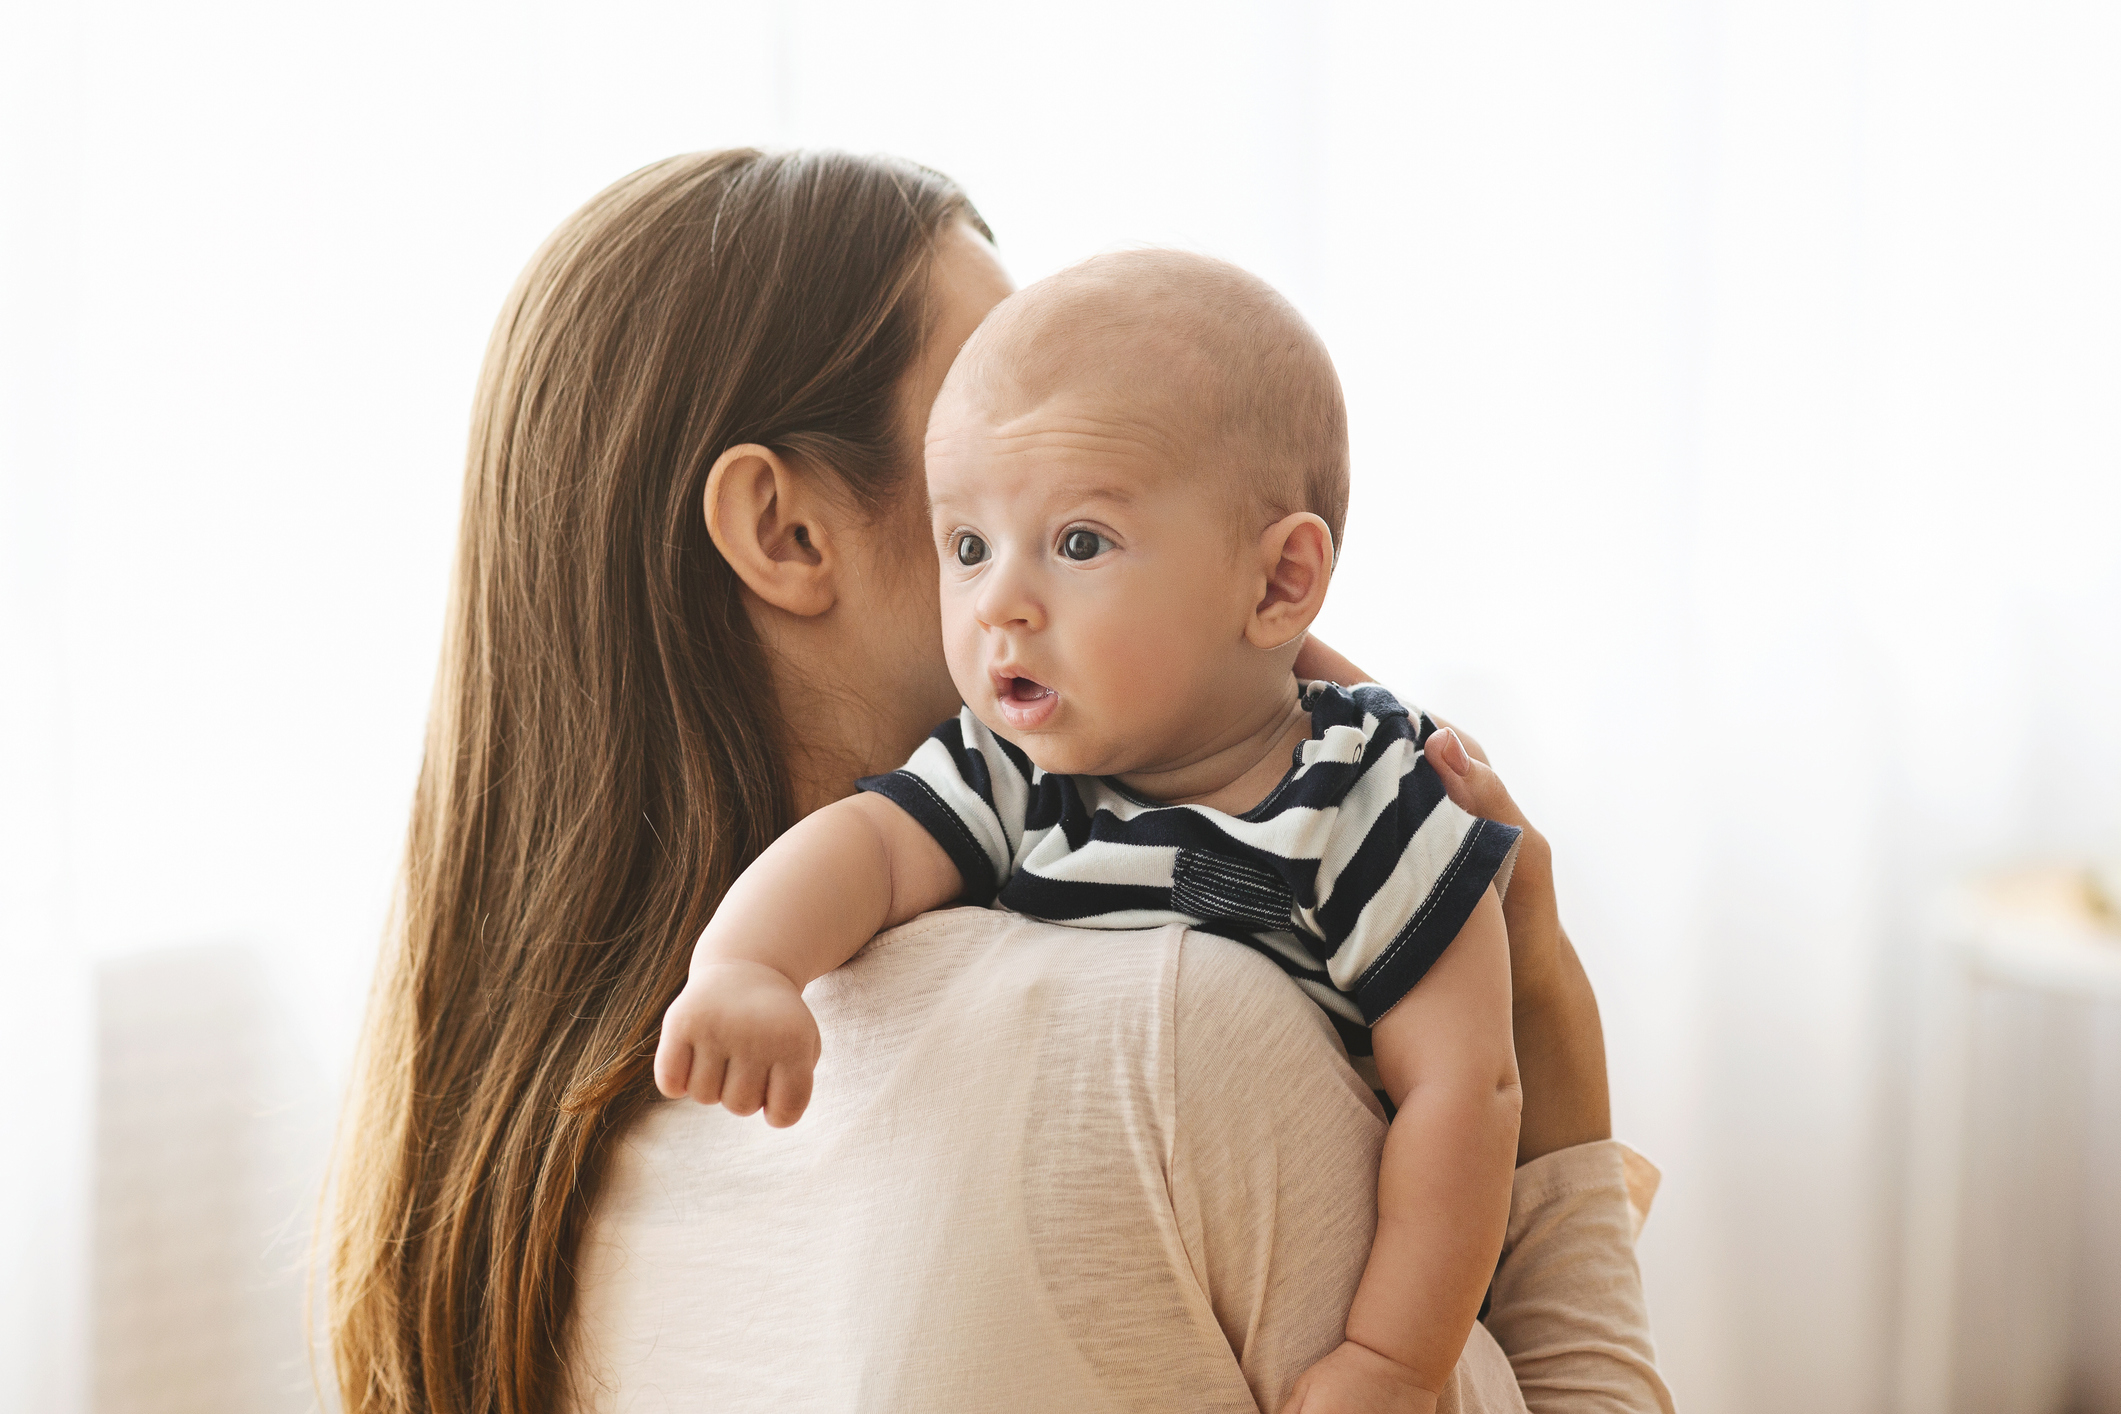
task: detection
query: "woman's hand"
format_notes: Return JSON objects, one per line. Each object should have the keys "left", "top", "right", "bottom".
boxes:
{"left": 1422, "top": 724, "right": 1610, "bottom": 1165}
{"left": 1420, "top": 724, "right": 1562, "bottom": 1008}
{"left": 1296, "top": 636, "right": 1611, "bottom": 1166}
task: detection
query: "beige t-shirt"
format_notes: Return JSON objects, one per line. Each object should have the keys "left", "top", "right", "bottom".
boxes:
{"left": 565, "top": 908, "right": 1671, "bottom": 1414}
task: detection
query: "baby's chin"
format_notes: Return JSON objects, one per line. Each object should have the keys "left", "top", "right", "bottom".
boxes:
{"left": 1019, "top": 740, "right": 1128, "bottom": 778}
{"left": 977, "top": 709, "right": 1137, "bottom": 780}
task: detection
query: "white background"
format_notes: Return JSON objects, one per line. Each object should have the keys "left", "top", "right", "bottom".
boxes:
{"left": 4, "top": 2, "right": 2118, "bottom": 1412}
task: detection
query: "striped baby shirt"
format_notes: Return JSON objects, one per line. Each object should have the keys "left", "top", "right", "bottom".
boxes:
{"left": 856, "top": 681, "right": 1523, "bottom": 1074}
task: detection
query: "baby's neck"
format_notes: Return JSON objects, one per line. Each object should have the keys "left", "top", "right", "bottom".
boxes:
{"left": 1115, "top": 674, "right": 1312, "bottom": 814}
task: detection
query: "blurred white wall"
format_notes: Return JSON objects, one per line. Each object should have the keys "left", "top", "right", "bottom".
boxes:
{"left": 2, "top": 2, "right": 2117, "bottom": 1412}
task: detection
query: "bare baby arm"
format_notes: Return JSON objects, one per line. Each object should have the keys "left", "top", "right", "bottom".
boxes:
{"left": 652, "top": 792, "right": 962, "bottom": 1125}
{"left": 1285, "top": 884, "right": 1523, "bottom": 1413}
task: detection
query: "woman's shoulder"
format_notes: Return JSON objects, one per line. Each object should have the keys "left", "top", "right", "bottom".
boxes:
{"left": 1170, "top": 932, "right": 1382, "bottom": 1144}
{"left": 576, "top": 911, "right": 1276, "bottom": 1412}
{"left": 825, "top": 911, "right": 1378, "bottom": 1101}
{"left": 816, "top": 906, "right": 1188, "bottom": 1044}
{"left": 811, "top": 910, "right": 1382, "bottom": 1122}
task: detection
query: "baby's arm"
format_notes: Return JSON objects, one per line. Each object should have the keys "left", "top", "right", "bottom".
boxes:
{"left": 1286, "top": 885, "right": 1521, "bottom": 1412}
{"left": 652, "top": 792, "right": 962, "bottom": 1126}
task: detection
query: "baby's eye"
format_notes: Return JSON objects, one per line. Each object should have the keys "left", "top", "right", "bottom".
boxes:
{"left": 955, "top": 533, "right": 989, "bottom": 567}
{"left": 1060, "top": 528, "right": 1113, "bottom": 562}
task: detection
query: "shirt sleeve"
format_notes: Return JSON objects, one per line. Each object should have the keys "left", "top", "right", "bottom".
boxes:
{"left": 1167, "top": 932, "right": 1674, "bottom": 1414}
{"left": 855, "top": 706, "right": 1038, "bottom": 906}
{"left": 1304, "top": 696, "right": 1524, "bottom": 1025}
{"left": 1484, "top": 1142, "right": 1677, "bottom": 1414}
{"left": 1166, "top": 930, "right": 1390, "bottom": 1412}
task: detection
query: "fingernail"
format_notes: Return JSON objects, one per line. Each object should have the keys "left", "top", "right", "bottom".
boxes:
{"left": 1444, "top": 729, "right": 1471, "bottom": 775}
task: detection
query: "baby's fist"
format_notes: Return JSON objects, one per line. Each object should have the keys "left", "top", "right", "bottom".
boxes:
{"left": 654, "top": 959, "right": 822, "bottom": 1127}
{"left": 1278, "top": 1341, "right": 1438, "bottom": 1414}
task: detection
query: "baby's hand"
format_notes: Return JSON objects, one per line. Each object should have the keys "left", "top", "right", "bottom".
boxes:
{"left": 1278, "top": 1341, "right": 1438, "bottom": 1414}
{"left": 653, "top": 959, "right": 822, "bottom": 1127}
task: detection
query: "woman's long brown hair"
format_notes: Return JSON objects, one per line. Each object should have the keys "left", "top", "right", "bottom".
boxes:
{"left": 324, "top": 149, "right": 985, "bottom": 1414}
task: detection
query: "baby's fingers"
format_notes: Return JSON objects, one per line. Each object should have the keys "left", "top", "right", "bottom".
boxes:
{"left": 686, "top": 1049, "right": 728, "bottom": 1109}
{"left": 721, "top": 1056, "right": 770, "bottom": 1118}
{"left": 1276, "top": 1341, "right": 1435, "bottom": 1414}
{"left": 1273, "top": 1365, "right": 1335, "bottom": 1414}
{"left": 653, "top": 1029, "right": 693, "bottom": 1100}
{"left": 762, "top": 1060, "right": 814, "bottom": 1129}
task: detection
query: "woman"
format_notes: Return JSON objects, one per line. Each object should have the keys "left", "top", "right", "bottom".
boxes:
{"left": 325, "top": 149, "right": 1668, "bottom": 1414}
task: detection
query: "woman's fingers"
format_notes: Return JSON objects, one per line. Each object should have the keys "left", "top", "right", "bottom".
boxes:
{"left": 1423, "top": 728, "right": 1562, "bottom": 999}
{"left": 1423, "top": 728, "right": 1519, "bottom": 830}
{"left": 1425, "top": 711, "right": 1489, "bottom": 769}
{"left": 1422, "top": 722, "right": 1615, "bottom": 1163}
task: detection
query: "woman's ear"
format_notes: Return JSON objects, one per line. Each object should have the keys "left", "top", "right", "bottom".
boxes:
{"left": 702, "top": 444, "right": 840, "bottom": 618}
{"left": 1245, "top": 512, "right": 1334, "bottom": 651}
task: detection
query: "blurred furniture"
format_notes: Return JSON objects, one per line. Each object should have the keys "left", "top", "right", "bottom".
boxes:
{"left": 1897, "top": 868, "right": 2121, "bottom": 1414}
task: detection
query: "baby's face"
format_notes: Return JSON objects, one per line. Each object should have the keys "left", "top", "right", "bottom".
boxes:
{"left": 925, "top": 387, "right": 1266, "bottom": 778}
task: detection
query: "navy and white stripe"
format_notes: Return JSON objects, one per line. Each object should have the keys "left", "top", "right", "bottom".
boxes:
{"left": 857, "top": 682, "right": 1521, "bottom": 1068}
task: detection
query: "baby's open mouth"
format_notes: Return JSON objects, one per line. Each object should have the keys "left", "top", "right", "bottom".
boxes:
{"left": 994, "top": 673, "right": 1059, "bottom": 730}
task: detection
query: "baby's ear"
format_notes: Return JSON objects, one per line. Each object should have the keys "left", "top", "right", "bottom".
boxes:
{"left": 1246, "top": 512, "right": 1334, "bottom": 651}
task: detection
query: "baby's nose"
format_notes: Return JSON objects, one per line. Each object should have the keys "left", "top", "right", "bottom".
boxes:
{"left": 974, "top": 560, "right": 1045, "bottom": 631}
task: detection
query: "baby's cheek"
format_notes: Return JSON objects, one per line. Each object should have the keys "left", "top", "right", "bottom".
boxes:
{"left": 939, "top": 605, "right": 985, "bottom": 701}
{"left": 1116, "top": 614, "right": 1188, "bottom": 676}
{"left": 1079, "top": 595, "right": 1202, "bottom": 704}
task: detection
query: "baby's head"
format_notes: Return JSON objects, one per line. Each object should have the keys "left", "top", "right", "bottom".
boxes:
{"left": 924, "top": 249, "right": 1348, "bottom": 779}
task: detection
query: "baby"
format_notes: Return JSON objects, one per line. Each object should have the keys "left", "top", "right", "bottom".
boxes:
{"left": 655, "top": 250, "right": 1523, "bottom": 1412}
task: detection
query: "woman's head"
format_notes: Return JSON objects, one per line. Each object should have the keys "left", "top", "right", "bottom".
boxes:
{"left": 469, "top": 149, "right": 1003, "bottom": 816}
{"left": 698, "top": 215, "right": 1014, "bottom": 801}
{"left": 327, "top": 149, "right": 1000, "bottom": 1414}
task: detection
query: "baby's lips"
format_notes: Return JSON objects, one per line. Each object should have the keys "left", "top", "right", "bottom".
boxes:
{"left": 989, "top": 667, "right": 1052, "bottom": 701}
{"left": 992, "top": 674, "right": 1060, "bottom": 729}
{"left": 1008, "top": 676, "right": 1055, "bottom": 703}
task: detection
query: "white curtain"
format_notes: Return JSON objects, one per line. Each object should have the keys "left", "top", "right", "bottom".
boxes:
{"left": 4, "top": 3, "right": 2117, "bottom": 1412}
